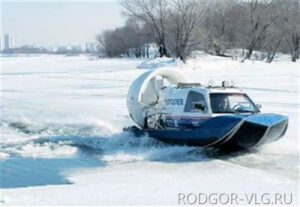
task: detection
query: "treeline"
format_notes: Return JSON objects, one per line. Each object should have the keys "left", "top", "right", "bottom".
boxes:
{"left": 97, "top": 0, "right": 299, "bottom": 62}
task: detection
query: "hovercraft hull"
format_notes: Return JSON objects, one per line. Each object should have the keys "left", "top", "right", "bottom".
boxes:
{"left": 130, "top": 113, "right": 288, "bottom": 151}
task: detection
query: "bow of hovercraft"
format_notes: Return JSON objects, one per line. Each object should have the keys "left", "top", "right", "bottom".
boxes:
{"left": 211, "top": 113, "right": 289, "bottom": 151}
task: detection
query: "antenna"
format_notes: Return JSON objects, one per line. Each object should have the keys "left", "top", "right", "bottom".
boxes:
{"left": 230, "top": 80, "right": 236, "bottom": 87}
{"left": 222, "top": 81, "right": 229, "bottom": 88}
{"left": 208, "top": 80, "right": 214, "bottom": 88}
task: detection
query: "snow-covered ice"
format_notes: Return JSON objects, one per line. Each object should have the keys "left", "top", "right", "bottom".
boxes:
{"left": 0, "top": 54, "right": 299, "bottom": 205}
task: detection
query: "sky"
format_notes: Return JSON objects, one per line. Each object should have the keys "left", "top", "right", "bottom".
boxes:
{"left": 0, "top": 0, "right": 125, "bottom": 47}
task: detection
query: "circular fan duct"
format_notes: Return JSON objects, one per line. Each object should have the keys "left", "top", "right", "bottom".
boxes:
{"left": 127, "top": 68, "right": 189, "bottom": 128}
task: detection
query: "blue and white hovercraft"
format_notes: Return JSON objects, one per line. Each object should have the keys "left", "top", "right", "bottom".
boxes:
{"left": 126, "top": 68, "right": 288, "bottom": 151}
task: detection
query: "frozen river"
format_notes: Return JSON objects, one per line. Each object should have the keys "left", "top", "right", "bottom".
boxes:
{"left": 0, "top": 55, "right": 299, "bottom": 205}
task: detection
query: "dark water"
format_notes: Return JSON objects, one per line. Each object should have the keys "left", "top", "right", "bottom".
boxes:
{"left": 0, "top": 154, "right": 103, "bottom": 188}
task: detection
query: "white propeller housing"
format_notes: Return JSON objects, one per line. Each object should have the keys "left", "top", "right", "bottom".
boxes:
{"left": 127, "top": 68, "right": 189, "bottom": 128}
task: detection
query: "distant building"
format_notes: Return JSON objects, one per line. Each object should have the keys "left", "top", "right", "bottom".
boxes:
{"left": 91, "top": 42, "right": 98, "bottom": 53}
{"left": 71, "top": 45, "right": 82, "bottom": 53}
{"left": 0, "top": 33, "right": 14, "bottom": 51}
{"left": 4, "top": 34, "right": 10, "bottom": 50}
{"left": 85, "top": 42, "right": 99, "bottom": 53}
{"left": 9, "top": 36, "right": 14, "bottom": 49}
{"left": 55, "top": 46, "right": 67, "bottom": 53}
{"left": 85, "top": 42, "right": 90, "bottom": 52}
{"left": 46, "top": 47, "right": 54, "bottom": 53}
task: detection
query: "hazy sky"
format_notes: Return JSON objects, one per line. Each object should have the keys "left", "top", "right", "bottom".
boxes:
{"left": 1, "top": 0, "right": 125, "bottom": 47}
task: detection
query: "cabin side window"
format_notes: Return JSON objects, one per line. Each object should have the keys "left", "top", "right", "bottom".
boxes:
{"left": 184, "top": 91, "right": 207, "bottom": 113}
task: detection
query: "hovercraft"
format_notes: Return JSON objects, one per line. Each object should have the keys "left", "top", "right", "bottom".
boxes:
{"left": 126, "top": 68, "right": 288, "bottom": 151}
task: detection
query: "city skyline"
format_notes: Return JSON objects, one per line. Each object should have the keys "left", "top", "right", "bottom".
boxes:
{"left": 0, "top": 32, "right": 99, "bottom": 52}
{"left": 1, "top": 1, "right": 124, "bottom": 47}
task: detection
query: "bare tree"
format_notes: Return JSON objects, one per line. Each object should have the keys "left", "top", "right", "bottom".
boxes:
{"left": 97, "top": 31, "right": 115, "bottom": 57}
{"left": 97, "top": 19, "right": 152, "bottom": 58}
{"left": 121, "top": 0, "right": 170, "bottom": 57}
{"left": 168, "top": 0, "right": 208, "bottom": 62}
{"left": 201, "top": 0, "right": 234, "bottom": 56}
{"left": 242, "top": 0, "right": 280, "bottom": 62}
{"left": 96, "top": 28, "right": 130, "bottom": 57}
{"left": 123, "top": 20, "right": 144, "bottom": 58}
{"left": 280, "top": 0, "right": 300, "bottom": 62}
{"left": 264, "top": 30, "right": 284, "bottom": 63}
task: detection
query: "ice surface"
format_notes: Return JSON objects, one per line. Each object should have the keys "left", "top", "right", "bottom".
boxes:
{"left": 0, "top": 152, "right": 9, "bottom": 160}
{"left": 2, "top": 141, "right": 77, "bottom": 159}
{"left": 0, "top": 54, "right": 299, "bottom": 205}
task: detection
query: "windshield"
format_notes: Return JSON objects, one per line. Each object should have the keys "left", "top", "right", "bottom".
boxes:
{"left": 210, "top": 93, "right": 259, "bottom": 114}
